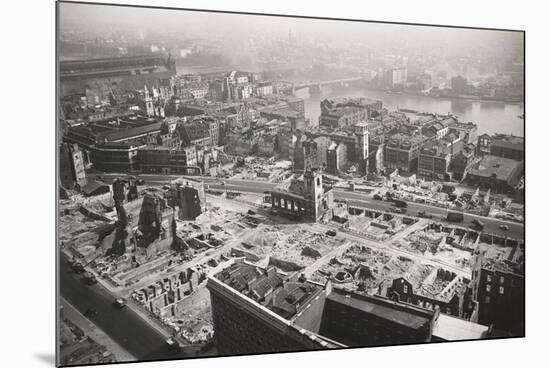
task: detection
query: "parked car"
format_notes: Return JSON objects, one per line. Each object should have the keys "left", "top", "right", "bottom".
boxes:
{"left": 83, "top": 272, "right": 97, "bottom": 285}
{"left": 72, "top": 262, "right": 85, "bottom": 274}
{"left": 326, "top": 230, "right": 337, "bottom": 237}
{"left": 166, "top": 337, "right": 180, "bottom": 351}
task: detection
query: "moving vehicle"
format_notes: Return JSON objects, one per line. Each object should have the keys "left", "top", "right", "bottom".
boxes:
{"left": 417, "top": 210, "right": 433, "bottom": 219}
{"left": 391, "top": 207, "right": 406, "bottom": 214}
{"left": 472, "top": 219, "right": 485, "bottom": 230}
{"left": 326, "top": 230, "right": 337, "bottom": 237}
{"left": 447, "top": 211, "right": 464, "bottom": 222}
{"left": 114, "top": 298, "right": 127, "bottom": 308}
{"left": 392, "top": 199, "right": 408, "bottom": 208}
{"left": 499, "top": 224, "right": 509, "bottom": 230}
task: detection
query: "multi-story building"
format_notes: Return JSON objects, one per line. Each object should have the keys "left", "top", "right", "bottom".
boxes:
{"left": 320, "top": 288, "right": 437, "bottom": 347}
{"left": 254, "top": 81, "right": 274, "bottom": 97}
{"left": 208, "top": 80, "right": 225, "bottom": 102}
{"left": 63, "top": 115, "right": 181, "bottom": 172}
{"left": 477, "top": 133, "right": 493, "bottom": 156}
{"left": 466, "top": 155, "right": 524, "bottom": 194}
{"left": 223, "top": 70, "right": 255, "bottom": 101}
{"left": 277, "top": 95, "right": 306, "bottom": 120}
{"left": 489, "top": 135, "right": 525, "bottom": 161}
{"left": 384, "top": 133, "right": 428, "bottom": 174}
{"left": 451, "top": 143, "right": 478, "bottom": 181}
{"left": 471, "top": 248, "right": 525, "bottom": 335}
{"left": 59, "top": 54, "right": 176, "bottom": 98}
{"left": 208, "top": 259, "right": 446, "bottom": 354}
{"left": 176, "top": 118, "right": 219, "bottom": 148}
{"left": 320, "top": 97, "right": 382, "bottom": 129}
{"left": 137, "top": 145, "right": 198, "bottom": 175}
{"left": 260, "top": 109, "right": 305, "bottom": 131}
{"left": 418, "top": 143, "right": 453, "bottom": 181}
{"left": 90, "top": 141, "right": 145, "bottom": 172}
{"left": 477, "top": 134, "right": 524, "bottom": 161}
{"left": 421, "top": 121, "right": 449, "bottom": 140}
{"left": 417, "top": 136, "right": 463, "bottom": 181}
{"left": 207, "top": 259, "right": 342, "bottom": 355}
{"left": 326, "top": 142, "right": 348, "bottom": 175}
{"left": 369, "top": 135, "right": 385, "bottom": 174}
{"left": 383, "top": 67, "right": 408, "bottom": 88}
{"left": 449, "top": 121, "right": 478, "bottom": 145}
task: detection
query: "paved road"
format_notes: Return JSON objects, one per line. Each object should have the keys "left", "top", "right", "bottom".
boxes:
{"left": 93, "top": 173, "right": 523, "bottom": 240}
{"left": 59, "top": 252, "right": 186, "bottom": 362}
{"left": 335, "top": 191, "right": 524, "bottom": 240}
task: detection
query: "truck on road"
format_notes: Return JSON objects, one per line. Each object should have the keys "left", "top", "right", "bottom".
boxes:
{"left": 417, "top": 210, "right": 433, "bottom": 219}
{"left": 447, "top": 211, "right": 464, "bottom": 222}
{"left": 392, "top": 199, "right": 408, "bottom": 208}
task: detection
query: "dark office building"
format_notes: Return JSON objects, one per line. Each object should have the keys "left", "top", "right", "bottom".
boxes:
{"left": 207, "top": 260, "right": 341, "bottom": 355}
{"left": 319, "top": 288, "right": 437, "bottom": 347}
{"left": 471, "top": 248, "right": 525, "bottom": 335}
{"left": 208, "top": 260, "right": 451, "bottom": 355}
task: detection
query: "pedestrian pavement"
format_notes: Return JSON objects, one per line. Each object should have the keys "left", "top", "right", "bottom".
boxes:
{"left": 60, "top": 297, "right": 135, "bottom": 363}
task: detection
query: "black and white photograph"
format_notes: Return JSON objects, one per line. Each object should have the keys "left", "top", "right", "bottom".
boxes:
{"left": 8, "top": 1, "right": 550, "bottom": 368}
{"left": 53, "top": 1, "right": 527, "bottom": 366}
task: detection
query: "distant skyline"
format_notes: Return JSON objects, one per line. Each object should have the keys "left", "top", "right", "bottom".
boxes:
{"left": 59, "top": 2, "right": 523, "bottom": 58}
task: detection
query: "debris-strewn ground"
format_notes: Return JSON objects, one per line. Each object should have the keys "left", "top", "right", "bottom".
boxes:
{"left": 232, "top": 223, "right": 346, "bottom": 271}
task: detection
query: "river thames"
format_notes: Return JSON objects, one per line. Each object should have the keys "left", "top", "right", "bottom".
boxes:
{"left": 296, "top": 86, "right": 524, "bottom": 137}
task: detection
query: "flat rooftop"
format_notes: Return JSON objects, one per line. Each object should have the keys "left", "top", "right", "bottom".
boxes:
{"left": 469, "top": 155, "right": 523, "bottom": 183}
{"left": 327, "top": 289, "right": 433, "bottom": 330}
{"left": 433, "top": 314, "right": 488, "bottom": 341}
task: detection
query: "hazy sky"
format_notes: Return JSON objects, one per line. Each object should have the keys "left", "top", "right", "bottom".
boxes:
{"left": 59, "top": 2, "right": 523, "bottom": 53}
